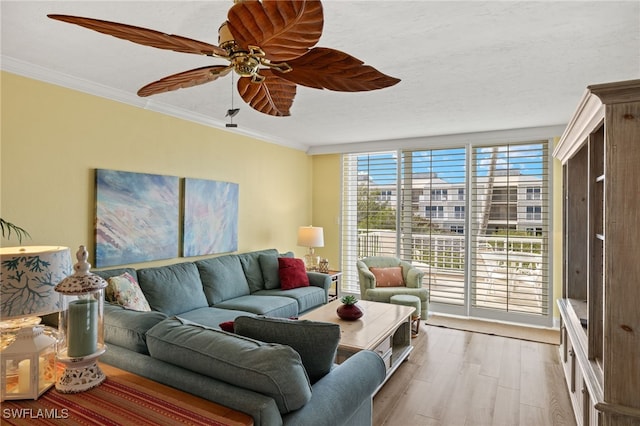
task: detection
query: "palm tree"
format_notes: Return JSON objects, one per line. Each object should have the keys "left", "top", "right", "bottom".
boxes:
{"left": 479, "top": 147, "right": 498, "bottom": 236}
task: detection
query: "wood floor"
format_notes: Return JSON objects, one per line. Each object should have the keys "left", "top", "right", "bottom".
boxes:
{"left": 373, "top": 323, "right": 576, "bottom": 426}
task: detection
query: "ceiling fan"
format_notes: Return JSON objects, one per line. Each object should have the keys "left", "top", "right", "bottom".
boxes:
{"left": 48, "top": 0, "right": 400, "bottom": 117}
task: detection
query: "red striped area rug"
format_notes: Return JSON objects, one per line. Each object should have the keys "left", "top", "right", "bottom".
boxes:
{"left": 1, "top": 378, "right": 229, "bottom": 426}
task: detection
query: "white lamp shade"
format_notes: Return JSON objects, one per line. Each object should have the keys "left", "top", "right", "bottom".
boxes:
{"left": 297, "top": 226, "right": 324, "bottom": 248}
{"left": 0, "top": 246, "right": 72, "bottom": 319}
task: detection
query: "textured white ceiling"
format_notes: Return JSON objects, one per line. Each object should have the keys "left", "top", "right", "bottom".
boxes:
{"left": 2, "top": 1, "right": 639, "bottom": 153}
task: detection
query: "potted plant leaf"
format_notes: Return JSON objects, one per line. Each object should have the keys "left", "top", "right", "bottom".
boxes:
{"left": 0, "top": 219, "right": 30, "bottom": 243}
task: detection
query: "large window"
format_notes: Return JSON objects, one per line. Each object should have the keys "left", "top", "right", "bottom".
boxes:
{"left": 341, "top": 141, "right": 551, "bottom": 325}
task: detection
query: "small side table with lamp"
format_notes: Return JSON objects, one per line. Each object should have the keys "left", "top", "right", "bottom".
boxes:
{"left": 324, "top": 270, "right": 342, "bottom": 302}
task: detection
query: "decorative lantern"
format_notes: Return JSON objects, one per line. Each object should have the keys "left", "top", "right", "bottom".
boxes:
{"left": 0, "top": 327, "right": 57, "bottom": 400}
{"left": 55, "top": 245, "right": 107, "bottom": 393}
{"left": 0, "top": 246, "right": 72, "bottom": 401}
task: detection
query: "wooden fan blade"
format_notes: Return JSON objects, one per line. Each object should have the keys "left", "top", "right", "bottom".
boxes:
{"left": 137, "top": 65, "right": 232, "bottom": 97}
{"left": 237, "top": 70, "right": 296, "bottom": 116}
{"left": 48, "top": 14, "right": 227, "bottom": 57}
{"left": 227, "top": 0, "right": 323, "bottom": 62}
{"left": 279, "top": 47, "right": 400, "bottom": 92}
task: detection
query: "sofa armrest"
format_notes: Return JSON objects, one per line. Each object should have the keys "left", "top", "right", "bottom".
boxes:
{"left": 405, "top": 267, "right": 424, "bottom": 288}
{"left": 282, "top": 350, "right": 386, "bottom": 426}
{"left": 356, "top": 261, "right": 377, "bottom": 291}
{"left": 307, "top": 271, "right": 331, "bottom": 291}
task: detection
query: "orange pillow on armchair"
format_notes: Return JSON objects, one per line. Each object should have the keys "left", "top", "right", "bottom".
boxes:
{"left": 369, "top": 266, "right": 405, "bottom": 287}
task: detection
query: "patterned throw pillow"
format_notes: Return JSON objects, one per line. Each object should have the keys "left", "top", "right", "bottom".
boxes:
{"left": 369, "top": 266, "right": 405, "bottom": 287}
{"left": 106, "top": 272, "right": 151, "bottom": 311}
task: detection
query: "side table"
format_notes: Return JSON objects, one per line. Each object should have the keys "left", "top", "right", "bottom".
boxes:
{"left": 324, "top": 270, "right": 342, "bottom": 302}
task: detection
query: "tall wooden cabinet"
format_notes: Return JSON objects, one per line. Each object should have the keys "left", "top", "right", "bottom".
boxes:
{"left": 554, "top": 79, "right": 640, "bottom": 426}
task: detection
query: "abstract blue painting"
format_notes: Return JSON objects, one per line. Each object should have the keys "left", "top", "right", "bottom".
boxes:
{"left": 183, "top": 178, "right": 238, "bottom": 257}
{"left": 95, "top": 169, "right": 179, "bottom": 267}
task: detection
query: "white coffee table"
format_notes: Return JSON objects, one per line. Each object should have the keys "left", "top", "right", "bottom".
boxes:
{"left": 301, "top": 299, "right": 414, "bottom": 391}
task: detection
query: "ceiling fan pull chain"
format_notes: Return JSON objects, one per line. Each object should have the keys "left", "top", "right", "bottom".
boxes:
{"left": 226, "top": 72, "right": 239, "bottom": 128}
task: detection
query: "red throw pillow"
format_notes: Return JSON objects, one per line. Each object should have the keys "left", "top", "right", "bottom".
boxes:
{"left": 219, "top": 321, "right": 235, "bottom": 333}
{"left": 369, "top": 266, "right": 405, "bottom": 287}
{"left": 278, "top": 257, "right": 310, "bottom": 290}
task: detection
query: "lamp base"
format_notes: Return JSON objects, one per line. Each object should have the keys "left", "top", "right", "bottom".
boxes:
{"left": 56, "top": 347, "right": 106, "bottom": 393}
{"left": 304, "top": 248, "right": 320, "bottom": 271}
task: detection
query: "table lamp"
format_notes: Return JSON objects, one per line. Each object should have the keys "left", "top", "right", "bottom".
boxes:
{"left": 297, "top": 226, "right": 324, "bottom": 271}
{"left": 0, "top": 246, "right": 72, "bottom": 400}
{"left": 55, "top": 245, "right": 107, "bottom": 393}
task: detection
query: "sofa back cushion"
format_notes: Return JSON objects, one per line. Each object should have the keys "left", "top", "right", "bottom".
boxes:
{"left": 259, "top": 251, "right": 294, "bottom": 290}
{"left": 234, "top": 316, "right": 340, "bottom": 384}
{"left": 94, "top": 267, "right": 139, "bottom": 282}
{"left": 146, "top": 317, "right": 312, "bottom": 413}
{"left": 238, "top": 249, "right": 279, "bottom": 293}
{"left": 196, "top": 255, "right": 251, "bottom": 304}
{"left": 137, "top": 262, "right": 208, "bottom": 316}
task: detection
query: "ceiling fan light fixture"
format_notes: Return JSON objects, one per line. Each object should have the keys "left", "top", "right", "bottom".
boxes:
{"left": 217, "top": 22, "right": 235, "bottom": 52}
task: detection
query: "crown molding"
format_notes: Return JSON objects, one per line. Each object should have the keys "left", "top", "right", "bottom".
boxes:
{"left": 1, "top": 56, "right": 309, "bottom": 152}
{"left": 2, "top": 56, "right": 569, "bottom": 156}
{"left": 307, "top": 125, "right": 567, "bottom": 155}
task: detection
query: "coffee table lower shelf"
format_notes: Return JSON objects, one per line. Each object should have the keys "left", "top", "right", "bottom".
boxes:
{"left": 301, "top": 299, "right": 415, "bottom": 394}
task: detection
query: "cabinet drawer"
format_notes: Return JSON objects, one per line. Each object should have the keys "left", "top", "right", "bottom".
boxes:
{"left": 373, "top": 336, "right": 392, "bottom": 358}
{"left": 381, "top": 349, "right": 392, "bottom": 370}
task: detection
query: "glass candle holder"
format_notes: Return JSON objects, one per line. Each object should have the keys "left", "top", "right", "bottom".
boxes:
{"left": 55, "top": 246, "right": 107, "bottom": 393}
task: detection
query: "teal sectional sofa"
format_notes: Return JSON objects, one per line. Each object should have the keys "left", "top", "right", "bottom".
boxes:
{"left": 95, "top": 249, "right": 386, "bottom": 426}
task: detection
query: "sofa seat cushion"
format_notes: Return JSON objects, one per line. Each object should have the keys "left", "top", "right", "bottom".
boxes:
{"left": 137, "top": 262, "right": 208, "bottom": 316}
{"left": 104, "top": 303, "right": 167, "bottom": 354}
{"left": 146, "top": 317, "right": 312, "bottom": 413}
{"left": 365, "top": 286, "right": 429, "bottom": 304}
{"left": 214, "top": 295, "right": 299, "bottom": 318}
{"left": 196, "top": 255, "right": 251, "bottom": 304}
{"left": 253, "top": 287, "right": 326, "bottom": 314}
{"left": 177, "top": 306, "right": 255, "bottom": 329}
{"left": 234, "top": 316, "right": 340, "bottom": 384}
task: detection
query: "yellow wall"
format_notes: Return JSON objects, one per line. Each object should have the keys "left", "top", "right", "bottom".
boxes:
{"left": 311, "top": 154, "right": 342, "bottom": 269}
{"left": 1, "top": 72, "right": 313, "bottom": 267}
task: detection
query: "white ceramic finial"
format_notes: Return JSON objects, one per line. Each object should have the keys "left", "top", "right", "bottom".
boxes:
{"left": 55, "top": 245, "right": 106, "bottom": 294}
{"left": 73, "top": 245, "right": 91, "bottom": 275}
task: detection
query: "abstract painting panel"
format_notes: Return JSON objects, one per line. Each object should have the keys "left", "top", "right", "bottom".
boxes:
{"left": 95, "top": 169, "right": 179, "bottom": 267}
{"left": 184, "top": 178, "right": 238, "bottom": 257}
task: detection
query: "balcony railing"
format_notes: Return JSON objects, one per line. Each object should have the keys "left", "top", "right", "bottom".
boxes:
{"left": 356, "top": 229, "right": 547, "bottom": 314}
{"left": 357, "top": 230, "right": 543, "bottom": 271}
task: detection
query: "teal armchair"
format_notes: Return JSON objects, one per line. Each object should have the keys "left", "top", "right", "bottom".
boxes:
{"left": 356, "top": 256, "right": 429, "bottom": 318}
